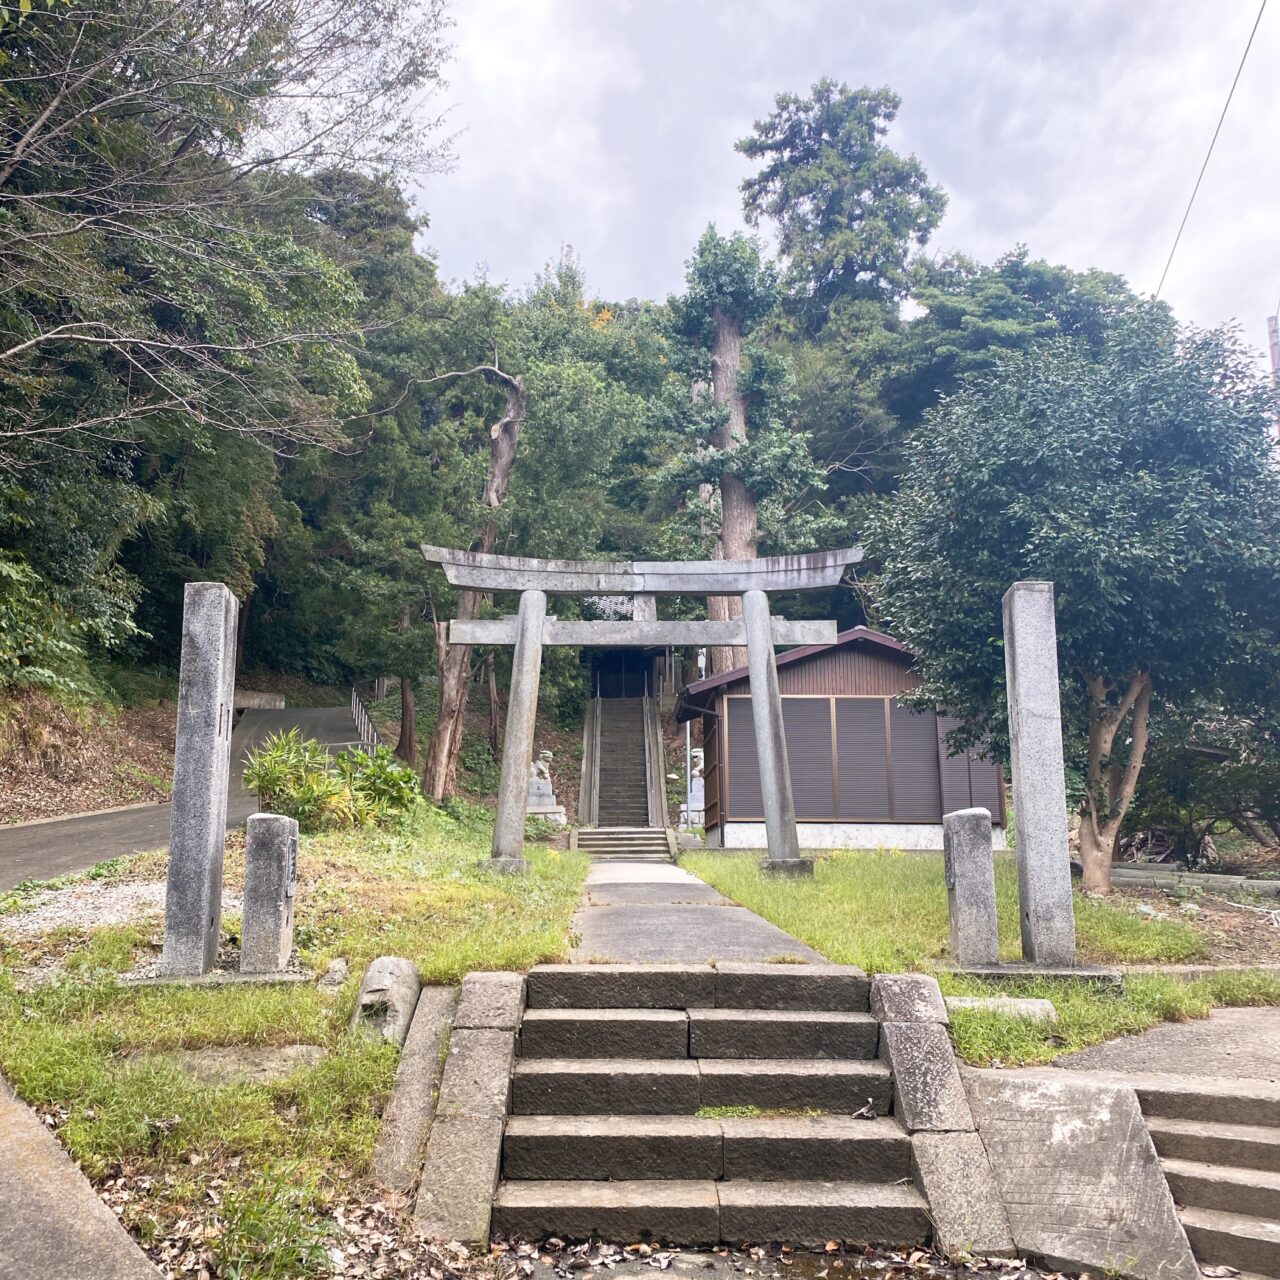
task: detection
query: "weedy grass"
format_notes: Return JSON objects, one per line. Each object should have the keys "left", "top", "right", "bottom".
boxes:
{"left": 681, "top": 847, "right": 1207, "bottom": 971}
{"left": 682, "top": 848, "right": 1279, "bottom": 1065}
{"left": 0, "top": 802, "right": 587, "bottom": 1277}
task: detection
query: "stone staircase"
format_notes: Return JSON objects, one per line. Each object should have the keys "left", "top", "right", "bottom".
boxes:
{"left": 573, "top": 828, "right": 673, "bottom": 862}
{"left": 1138, "top": 1075, "right": 1280, "bottom": 1276}
{"left": 490, "top": 963, "right": 930, "bottom": 1246}
{"left": 596, "top": 698, "right": 649, "bottom": 827}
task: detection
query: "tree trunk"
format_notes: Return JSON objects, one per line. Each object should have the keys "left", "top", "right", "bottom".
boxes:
{"left": 235, "top": 587, "right": 253, "bottom": 673}
{"left": 707, "top": 308, "right": 756, "bottom": 674}
{"left": 395, "top": 675, "right": 417, "bottom": 767}
{"left": 422, "top": 367, "right": 527, "bottom": 800}
{"left": 1079, "top": 670, "right": 1153, "bottom": 893}
{"left": 486, "top": 651, "right": 501, "bottom": 755}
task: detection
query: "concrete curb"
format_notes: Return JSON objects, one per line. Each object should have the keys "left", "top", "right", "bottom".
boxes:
{"left": 1111, "top": 865, "right": 1280, "bottom": 899}
{"left": 868, "top": 974, "right": 1014, "bottom": 1259}
{"left": 0, "top": 1078, "right": 161, "bottom": 1278}
{"left": 412, "top": 972, "right": 525, "bottom": 1247}
{"left": 371, "top": 985, "right": 457, "bottom": 1193}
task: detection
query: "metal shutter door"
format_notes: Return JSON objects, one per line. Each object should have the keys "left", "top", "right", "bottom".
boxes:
{"left": 782, "top": 698, "right": 835, "bottom": 819}
{"left": 936, "top": 714, "right": 973, "bottom": 814}
{"left": 890, "top": 701, "right": 943, "bottom": 822}
{"left": 835, "top": 698, "right": 890, "bottom": 820}
{"left": 968, "top": 752, "right": 1004, "bottom": 820}
{"left": 725, "top": 698, "right": 764, "bottom": 819}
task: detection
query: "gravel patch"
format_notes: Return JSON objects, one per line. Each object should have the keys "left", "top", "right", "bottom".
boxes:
{"left": 1, "top": 880, "right": 241, "bottom": 940}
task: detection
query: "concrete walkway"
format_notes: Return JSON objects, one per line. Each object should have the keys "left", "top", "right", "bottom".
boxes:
{"left": 571, "top": 860, "right": 825, "bottom": 963}
{"left": 0, "top": 706, "right": 361, "bottom": 891}
{"left": 0, "top": 1079, "right": 159, "bottom": 1278}
{"left": 1054, "top": 1006, "right": 1280, "bottom": 1082}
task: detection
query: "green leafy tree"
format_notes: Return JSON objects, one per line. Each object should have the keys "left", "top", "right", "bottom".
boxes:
{"left": 738, "top": 80, "right": 946, "bottom": 331}
{"left": 865, "top": 302, "right": 1280, "bottom": 891}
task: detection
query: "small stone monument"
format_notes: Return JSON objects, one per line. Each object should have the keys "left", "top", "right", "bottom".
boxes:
{"left": 944, "top": 807, "right": 1000, "bottom": 966}
{"left": 1003, "top": 581, "right": 1077, "bottom": 965}
{"left": 240, "top": 813, "right": 298, "bottom": 974}
{"left": 525, "top": 749, "right": 566, "bottom": 826}
{"left": 162, "top": 581, "right": 238, "bottom": 977}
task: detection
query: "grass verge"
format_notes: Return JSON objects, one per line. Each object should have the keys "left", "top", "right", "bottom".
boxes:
{"left": 0, "top": 803, "right": 587, "bottom": 1276}
{"left": 682, "top": 848, "right": 1280, "bottom": 1065}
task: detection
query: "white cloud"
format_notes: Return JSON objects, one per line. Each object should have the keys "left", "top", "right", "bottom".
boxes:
{"left": 411, "top": 0, "right": 1280, "bottom": 357}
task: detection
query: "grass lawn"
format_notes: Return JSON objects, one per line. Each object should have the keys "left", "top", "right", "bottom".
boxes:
{"left": 0, "top": 803, "right": 587, "bottom": 1277}
{"left": 682, "top": 848, "right": 1280, "bottom": 1066}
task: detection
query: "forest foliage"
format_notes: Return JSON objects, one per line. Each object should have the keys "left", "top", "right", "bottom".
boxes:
{"left": 1, "top": 2, "right": 1278, "bottom": 869}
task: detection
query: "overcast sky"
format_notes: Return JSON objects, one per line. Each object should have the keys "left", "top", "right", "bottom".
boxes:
{"left": 410, "top": 0, "right": 1279, "bottom": 360}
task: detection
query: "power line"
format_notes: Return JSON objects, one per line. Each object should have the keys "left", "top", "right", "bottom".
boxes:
{"left": 1155, "top": 0, "right": 1267, "bottom": 299}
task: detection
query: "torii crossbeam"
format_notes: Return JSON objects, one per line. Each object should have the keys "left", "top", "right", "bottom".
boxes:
{"left": 421, "top": 544, "right": 863, "bottom": 873}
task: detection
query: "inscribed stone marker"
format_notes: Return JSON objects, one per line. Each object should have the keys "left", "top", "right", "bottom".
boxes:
{"left": 161, "top": 581, "right": 238, "bottom": 977}
{"left": 944, "top": 807, "right": 999, "bottom": 966}
{"left": 1002, "top": 581, "right": 1076, "bottom": 966}
{"left": 240, "top": 813, "right": 298, "bottom": 974}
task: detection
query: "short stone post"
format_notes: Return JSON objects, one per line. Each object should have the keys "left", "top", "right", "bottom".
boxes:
{"left": 162, "top": 581, "right": 238, "bottom": 977}
{"left": 1002, "top": 581, "right": 1076, "bottom": 965}
{"left": 944, "top": 807, "right": 1000, "bottom": 966}
{"left": 490, "top": 588, "right": 546, "bottom": 871}
{"left": 240, "top": 813, "right": 298, "bottom": 973}
{"left": 742, "top": 589, "right": 809, "bottom": 875}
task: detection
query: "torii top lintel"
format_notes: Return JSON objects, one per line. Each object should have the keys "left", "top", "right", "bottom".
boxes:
{"left": 418, "top": 545, "right": 862, "bottom": 596}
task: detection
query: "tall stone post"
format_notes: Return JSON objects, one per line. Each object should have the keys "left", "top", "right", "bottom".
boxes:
{"left": 742, "top": 589, "right": 809, "bottom": 875}
{"left": 1002, "top": 581, "right": 1076, "bottom": 965}
{"left": 162, "top": 581, "right": 238, "bottom": 976}
{"left": 490, "top": 588, "right": 546, "bottom": 871}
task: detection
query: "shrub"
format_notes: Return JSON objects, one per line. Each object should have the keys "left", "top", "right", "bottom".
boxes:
{"left": 243, "top": 731, "right": 419, "bottom": 833}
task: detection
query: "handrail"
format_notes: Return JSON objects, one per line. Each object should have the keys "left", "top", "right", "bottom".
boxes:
{"left": 578, "top": 696, "right": 601, "bottom": 828}
{"left": 642, "top": 694, "right": 666, "bottom": 828}
{"left": 350, "top": 686, "right": 381, "bottom": 751}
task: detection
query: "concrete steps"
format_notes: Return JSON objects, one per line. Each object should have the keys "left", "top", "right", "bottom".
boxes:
{"left": 575, "top": 827, "right": 672, "bottom": 863}
{"left": 1127, "top": 1075, "right": 1280, "bottom": 1276}
{"left": 1150, "top": 1116, "right": 1280, "bottom": 1174}
{"left": 496, "top": 962, "right": 922, "bottom": 1247}
{"left": 1181, "top": 1207, "right": 1280, "bottom": 1276}
{"left": 596, "top": 698, "right": 649, "bottom": 827}
{"left": 491, "top": 1179, "right": 930, "bottom": 1249}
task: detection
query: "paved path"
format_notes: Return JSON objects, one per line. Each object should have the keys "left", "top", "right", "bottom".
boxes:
{"left": 0, "top": 706, "right": 361, "bottom": 892}
{"left": 0, "top": 1079, "right": 159, "bottom": 1278}
{"left": 570, "top": 860, "right": 825, "bottom": 963}
{"left": 1054, "top": 1006, "right": 1280, "bottom": 1082}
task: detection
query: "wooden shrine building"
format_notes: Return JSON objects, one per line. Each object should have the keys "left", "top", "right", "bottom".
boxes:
{"left": 676, "top": 626, "right": 1006, "bottom": 851}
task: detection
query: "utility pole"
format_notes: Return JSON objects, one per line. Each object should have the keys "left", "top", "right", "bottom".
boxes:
{"left": 1268, "top": 315, "right": 1280, "bottom": 445}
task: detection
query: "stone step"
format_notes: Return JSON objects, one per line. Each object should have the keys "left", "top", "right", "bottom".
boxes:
{"left": 490, "top": 1180, "right": 930, "bottom": 1248}
{"left": 511, "top": 1058, "right": 892, "bottom": 1116}
{"left": 718, "top": 1180, "right": 930, "bottom": 1248}
{"left": 699, "top": 1059, "right": 893, "bottom": 1114}
{"left": 1129, "top": 1074, "right": 1280, "bottom": 1129}
{"left": 503, "top": 1115, "right": 722, "bottom": 1180}
{"left": 688, "top": 1009, "right": 879, "bottom": 1060}
{"left": 1150, "top": 1117, "right": 1280, "bottom": 1173}
{"left": 512, "top": 1058, "right": 701, "bottom": 1115}
{"left": 1164, "top": 1157, "right": 1280, "bottom": 1220}
{"left": 1180, "top": 1206, "right": 1280, "bottom": 1277}
{"left": 501, "top": 1114, "right": 911, "bottom": 1182}
{"left": 525, "top": 963, "right": 870, "bottom": 1012}
{"left": 492, "top": 1179, "right": 720, "bottom": 1245}
{"left": 520, "top": 1009, "right": 690, "bottom": 1059}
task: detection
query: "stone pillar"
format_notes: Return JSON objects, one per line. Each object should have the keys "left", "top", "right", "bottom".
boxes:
{"left": 240, "top": 813, "right": 298, "bottom": 973}
{"left": 490, "top": 588, "right": 546, "bottom": 871}
{"left": 1002, "top": 581, "right": 1076, "bottom": 965}
{"left": 162, "top": 581, "right": 238, "bottom": 976}
{"left": 944, "top": 807, "right": 1000, "bottom": 966}
{"left": 742, "top": 589, "right": 809, "bottom": 875}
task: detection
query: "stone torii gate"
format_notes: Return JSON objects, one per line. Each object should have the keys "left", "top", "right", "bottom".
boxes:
{"left": 421, "top": 544, "right": 863, "bottom": 874}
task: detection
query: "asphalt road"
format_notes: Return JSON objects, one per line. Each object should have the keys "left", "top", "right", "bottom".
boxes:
{"left": 0, "top": 706, "right": 362, "bottom": 892}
